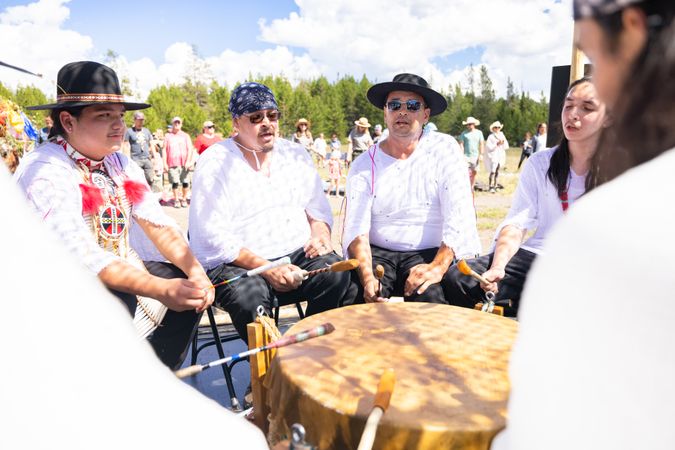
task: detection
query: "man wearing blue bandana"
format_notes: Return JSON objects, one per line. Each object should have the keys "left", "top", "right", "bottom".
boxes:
{"left": 189, "top": 82, "right": 355, "bottom": 342}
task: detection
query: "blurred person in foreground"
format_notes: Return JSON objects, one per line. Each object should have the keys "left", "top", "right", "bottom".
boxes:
{"left": 492, "top": 1, "right": 675, "bottom": 449}
{"left": 1, "top": 161, "right": 266, "bottom": 449}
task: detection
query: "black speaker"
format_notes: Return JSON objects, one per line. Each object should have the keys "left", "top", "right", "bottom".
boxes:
{"left": 547, "top": 64, "right": 592, "bottom": 147}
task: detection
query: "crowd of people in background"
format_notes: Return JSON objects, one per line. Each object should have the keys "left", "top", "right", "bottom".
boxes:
{"left": 5, "top": 97, "right": 550, "bottom": 205}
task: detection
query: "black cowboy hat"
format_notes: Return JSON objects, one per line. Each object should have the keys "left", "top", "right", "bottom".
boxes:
{"left": 27, "top": 61, "right": 150, "bottom": 111}
{"left": 367, "top": 73, "right": 447, "bottom": 116}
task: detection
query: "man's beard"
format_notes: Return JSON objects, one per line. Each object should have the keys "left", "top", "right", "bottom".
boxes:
{"left": 258, "top": 126, "right": 276, "bottom": 152}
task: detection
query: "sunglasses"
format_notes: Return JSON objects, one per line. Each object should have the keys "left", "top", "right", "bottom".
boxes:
{"left": 206, "top": 125, "right": 215, "bottom": 129}
{"left": 244, "top": 110, "right": 281, "bottom": 124}
{"left": 386, "top": 100, "right": 425, "bottom": 112}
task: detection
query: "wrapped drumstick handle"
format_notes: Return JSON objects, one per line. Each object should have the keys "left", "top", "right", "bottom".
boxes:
{"left": 208, "top": 257, "right": 291, "bottom": 289}
{"left": 292, "top": 259, "right": 359, "bottom": 282}
{"left": 357, "top": 369, "right": 396, "bottom": 450}
{"left": 457, "top": 259, "right": 491, "bottom": 285}
{"left": 306, "top": 259, "right": 359, "bottom": 277}
{"left": 175, "top": 322, "right": 335, "bottom": 378}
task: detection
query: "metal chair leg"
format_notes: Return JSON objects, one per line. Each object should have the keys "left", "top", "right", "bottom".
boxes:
{"left": 273, "top": 298, "right": 280, "bottom": 326}
{"left": 206, "top": 307, "right": 242, "bottom": 411}
{"left": 190, "top": 312, "right": 202, "bottom": 365}
{"left": 295, "top": 302, "right": 305, "bottom": 319}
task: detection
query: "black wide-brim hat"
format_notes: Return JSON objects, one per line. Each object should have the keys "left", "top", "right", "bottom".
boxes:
{"left": 367, "top": 73, "right": 447, "bottom": 116}
{"left": 27, "top": 61, "right": 150, "bottom": 111}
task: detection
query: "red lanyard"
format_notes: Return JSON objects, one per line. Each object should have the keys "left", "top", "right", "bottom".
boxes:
{"left": 559, "top": 190, "right": 569, "bottom": 212}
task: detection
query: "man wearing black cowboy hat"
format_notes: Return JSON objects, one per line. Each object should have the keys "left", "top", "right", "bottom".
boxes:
{"left": 14, "top": 61, "right": 214, "bottom": 369}
{"left": 343, "top": 73, "right": 480, "bottom": 305}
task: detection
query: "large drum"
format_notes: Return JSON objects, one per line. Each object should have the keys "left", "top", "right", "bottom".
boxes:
{"left": 265, "top": 302, "right": 518, "bottom": 450}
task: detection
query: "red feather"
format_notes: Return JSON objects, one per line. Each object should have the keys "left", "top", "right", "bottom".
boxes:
{"left": 123, "top": 179, "right": 148, "bottom": 205}
{"left": 80, "top": 183, "right": 105, "bottom": 215}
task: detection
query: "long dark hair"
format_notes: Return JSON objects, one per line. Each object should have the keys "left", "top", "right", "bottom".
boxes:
{"left": 586, "top": 0, "right": 675, "bottom": 191}
{"left": 547, "top": 77, "right": 593, "bottom": 196}
{"left": 48, "top": 106, "right": 85, "bottom": 140}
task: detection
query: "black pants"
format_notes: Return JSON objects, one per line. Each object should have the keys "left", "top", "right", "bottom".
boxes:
{"left": 343, "top": 245, "right": 447, "bottom": 306}
{"left": 518, "top": 151, "right": 531, "bottom": 170}
{"left": 110, "top": 261, "right": 200, "bottom": 370}
{"left": 207, "top": 248, "right": 356, "bottom": 343}
{"left": 442, "top": 248, "right": 537, "bottom": 316}
{"left": 132, "top": 157, "right": 154, "bottom": 185}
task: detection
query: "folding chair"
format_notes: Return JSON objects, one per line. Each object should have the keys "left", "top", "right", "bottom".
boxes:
{"left": 189, "top": 301, "right": 306, "bottom": 410}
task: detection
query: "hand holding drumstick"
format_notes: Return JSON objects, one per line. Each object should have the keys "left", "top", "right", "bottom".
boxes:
{"left": 456, "top": 259, "right": 503, "bottom": 293}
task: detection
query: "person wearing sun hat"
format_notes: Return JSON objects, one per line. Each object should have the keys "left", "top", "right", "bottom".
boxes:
{"left": 485, "top": 120, "right": 509, "bottom": 193}
{"left": 347, "top": 116, "right": 373, "bottom": 167}
{"left": 292, "top": 117, "right": 315, "bottom": 154}
{"left": 459, "top": 116, "right": 485, "bottom": 189}
{"left": 194, "top": 120, "right": 221, "bottom": 155}
{"left": 13, "top": 61, "right": 214, "bottom": 369}
{"left": 343, "top": 73, "right": 480, "bottom": 306}
{"left": 491, "top": 1, "right": 675, "bottom": 448}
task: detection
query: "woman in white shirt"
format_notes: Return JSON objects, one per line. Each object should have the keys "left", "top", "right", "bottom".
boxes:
{"left": 443, "top": 77, "right": 607, "bottom": 315}
{"left": 531, "top": 122, "right": 548, "bottom": 153}
{"left": 485, "top": 121, "right": 509, "bottom": 193}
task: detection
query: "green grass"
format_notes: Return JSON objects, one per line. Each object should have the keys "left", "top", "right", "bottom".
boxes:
{"left": 477, "top": 207, "right": 508, "bottom": 220}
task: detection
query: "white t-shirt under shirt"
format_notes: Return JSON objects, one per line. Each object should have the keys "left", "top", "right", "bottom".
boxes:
{"left": 344, "top": 129, "right": 481, "bottom": 258}
{"left": 495, "top": 147, "right": 585, "bottom": 254}
{"left": 532, "top": 133, "right": 547, "bottom": 153}
{"left": 492, "top": 147, "right": 675, "bottom": 450}
{"left": 188, "top": 138, "right": 333, "bottom": 269}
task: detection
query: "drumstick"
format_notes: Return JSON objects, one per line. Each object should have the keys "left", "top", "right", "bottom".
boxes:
{"left": 357, "top": 369, "right": 396, "bottom": 450}
{"left": 457, "top": 259, "right": 491, "bottom": 285}
{"left": 306, "top": 258, "right": 359, "bottom": 277}
{"left": 375, "top": 265, "right": 385, "bottom": 297}
{"left": 291, "top": 258, "right": 359, "bottom": 283}
{"left": 174, "top": 322, "right": 335, "bottom": 379}
{"left": 207, "top": 257, "right": 291, "bottom": 289}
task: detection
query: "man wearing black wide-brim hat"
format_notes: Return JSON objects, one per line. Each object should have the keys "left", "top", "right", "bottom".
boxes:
{"left": 14, "top": 61, "right": 214, "bottom": 369}
{"left": 342, "top": 73, "right": 481, "bottom": 305}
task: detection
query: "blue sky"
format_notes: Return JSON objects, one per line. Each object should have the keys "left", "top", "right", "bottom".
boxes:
{"left": 64, "top": 0, "right": 300, "bottom": 60}
{"left": 1, "top": 0, "right": 575, "bottom": 99}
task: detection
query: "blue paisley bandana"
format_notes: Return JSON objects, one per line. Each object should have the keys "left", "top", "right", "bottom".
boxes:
{"left": 228, "top": 82, "right": 278, "bottom": 117}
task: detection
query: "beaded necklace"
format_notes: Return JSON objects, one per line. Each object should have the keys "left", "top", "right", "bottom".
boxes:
{"left": 59, "top": 137, "right": 130, "bottom": 256}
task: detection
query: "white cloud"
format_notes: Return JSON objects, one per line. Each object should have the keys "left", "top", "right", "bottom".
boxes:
{"left": 0, "top": 0, "right": 93, "bottom": 97}
{"left": 259, "top": 0, "right": 575, "bottom": 97}
{"left": 0, "top": 0, "right": 575, "bottom": 101}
